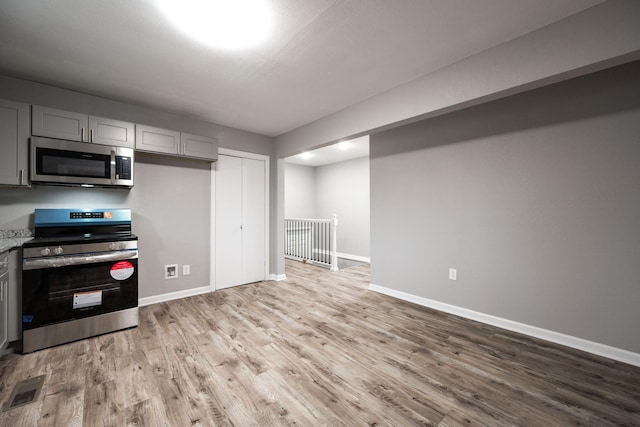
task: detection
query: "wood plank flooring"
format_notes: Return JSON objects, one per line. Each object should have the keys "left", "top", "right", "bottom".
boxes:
{"left": 1, "top": 259, "right": 639, "bottom": 426}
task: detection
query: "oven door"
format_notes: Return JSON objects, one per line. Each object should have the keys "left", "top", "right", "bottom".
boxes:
{"left": 22, "top": 257, "right": 138, "bottom": 331}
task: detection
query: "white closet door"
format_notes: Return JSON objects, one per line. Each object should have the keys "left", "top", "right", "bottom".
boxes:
{"left": 241, "top": 157, "right": 266, "bottom": 284}
{"left": 215, "top": 154, "right": 266, "bottom": 289}
{"left": 215, "top": 155, "right": 243, "bottom": 289}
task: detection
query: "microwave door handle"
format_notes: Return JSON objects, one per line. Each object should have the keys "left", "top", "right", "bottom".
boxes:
{"left": 111, "top": 149, "right": 117, "bottom": 183}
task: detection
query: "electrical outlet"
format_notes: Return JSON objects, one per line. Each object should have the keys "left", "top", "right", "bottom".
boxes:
{"left": 449, "top": 268, "right": 457, "bottom": 281}
{"left": 183, "top": 265, "right": 190, "bottom": 276}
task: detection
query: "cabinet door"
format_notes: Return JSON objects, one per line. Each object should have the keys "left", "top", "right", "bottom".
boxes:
{"left": 135, "top": 124, "right": 180, "bottom": 155}
{"left": 0, "top": 99, "right": 30, "bottom": 186}
{"left": 0, "top": 254, "right": 8, "bottom": 351}
{"left": 181, "top": 132, "right": 218, "bottom": 160}
{"left": 32, "top": 105, "right": 88, "bottom": 141}
{"left": 89, "top": 116, "right": 135, "bottom": 148}
{"left": 0, "top": 281, "right": 6, "bottom": 351}
{"left": 7, "top": 249, "right": 21, "bottom": 343}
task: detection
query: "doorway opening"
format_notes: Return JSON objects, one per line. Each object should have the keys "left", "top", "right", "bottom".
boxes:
{"left": 283, "top": 135, "right": 370, "bottom": 273}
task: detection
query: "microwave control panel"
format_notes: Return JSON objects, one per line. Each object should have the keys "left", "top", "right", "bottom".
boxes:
{"left": 115, "top": 156, "right": 132, "bottom": 180}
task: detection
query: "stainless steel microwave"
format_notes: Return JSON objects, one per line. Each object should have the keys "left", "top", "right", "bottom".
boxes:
{"left": 30, "top": 137, "right": 134, "bottom": 188}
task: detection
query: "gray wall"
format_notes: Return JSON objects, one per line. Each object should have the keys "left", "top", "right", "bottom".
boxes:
{"left": 284, "top": 163, "right": 316, "bottom": 219}
{"left": 0, "top": 73, "right": 276, "bottom": 296}
{"left": 370, "top": 60, "right": 640, "bottom": 353}
{"left": 315, "top": 157, "right": 370, "bottom": 258}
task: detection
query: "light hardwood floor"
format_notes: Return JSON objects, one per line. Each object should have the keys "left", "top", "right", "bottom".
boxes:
{"left": 1, "top": 260, "right": 639, "bottom": 426}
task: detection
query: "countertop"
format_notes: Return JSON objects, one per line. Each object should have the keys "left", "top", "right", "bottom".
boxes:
{"left": 0, "top": 229, "right": 33, "bottom": 254}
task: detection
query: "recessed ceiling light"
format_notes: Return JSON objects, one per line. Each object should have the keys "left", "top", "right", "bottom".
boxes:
{"left": 336, "top": 141, "right": 350, "bottom": 150}
{"left": 157, "top": 0, "right": 272, "bottom": 50}
{"left": 299, "top": 152, "right": 312, "bottom": 160}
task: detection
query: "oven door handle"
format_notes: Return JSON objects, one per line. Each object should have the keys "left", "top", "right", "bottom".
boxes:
{"left": 23, "top": 250, "right": 138, "bottom": 270}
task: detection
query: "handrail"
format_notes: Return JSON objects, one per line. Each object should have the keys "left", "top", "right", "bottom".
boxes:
{"left": 284, "top": 214, "right": 338, "bottom": 271}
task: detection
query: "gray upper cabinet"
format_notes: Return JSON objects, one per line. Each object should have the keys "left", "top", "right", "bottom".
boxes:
{"left": 137, "top": 125, "right": 217, "bottom": 161}
{"left": 0, "top": 99, "right": 30, "bottom": 186}
{"left": 0, "top": 252, "right": 8, "bottom": 352}
{"left": 32, "top": 105, "right": 88, "bottom": 142}
{"left": 31, "top": 106, "right": 216, "bottom": 160}
{"left": 32, "top": 106, "right": 135, "bottom": 148}
{"left": 136, "top": 125, "right": 180, "bottom": 155}
{"left": 181, "top": 132, "right": 218, "bottom": 161}
{"left": 88, "top": 116, "right": 135, "bottom": 148}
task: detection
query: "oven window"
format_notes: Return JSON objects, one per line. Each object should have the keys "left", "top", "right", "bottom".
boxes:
{"left": 37, "top": 148, "right": 110, "bottom": 178}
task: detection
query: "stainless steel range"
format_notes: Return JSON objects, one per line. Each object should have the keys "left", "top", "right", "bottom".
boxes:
{"left": 21, "top": 208, "right": 138, "bottom": 353}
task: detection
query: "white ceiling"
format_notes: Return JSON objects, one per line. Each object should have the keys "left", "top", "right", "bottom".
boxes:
{"left": 285, "top": 135, "right": 369, "bottom": 167}
{"left": 0, "top": 0, "right": 603, "bottom": 137}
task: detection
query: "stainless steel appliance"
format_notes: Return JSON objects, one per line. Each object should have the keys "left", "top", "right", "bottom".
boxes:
{"left": 22, "top": 208, "right": 138, "bottom": 353}
{"left": 30, "top": 136, "right": 134, "bottom": 188}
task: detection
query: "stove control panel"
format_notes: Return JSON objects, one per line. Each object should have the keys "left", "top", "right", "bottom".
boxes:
{"left": 34, "top": 208, "right": 131, "bottom": 228}
{"left": 39, "top": 247, "right": 64, "bottom": 256}
{"left": 24, "top": 240, "right": 138, "bottom": 260}
{"left": 70, "top": 211, "right": 108, "bottom": 219}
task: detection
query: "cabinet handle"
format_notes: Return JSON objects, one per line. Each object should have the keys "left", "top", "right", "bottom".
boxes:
{"left": 81, "top": 127, "right": 85, "bottom": 141}
{"left": 90, "top": 128, "right": 94, "bottom": 143}
{"left": 19, "top": 169, "right": 24, "bottom": 185}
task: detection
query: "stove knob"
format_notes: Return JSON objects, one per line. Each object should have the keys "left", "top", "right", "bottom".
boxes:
{"left": 40, "top": 247, "right": 51, "bottom": 256}
{"left": 53, "top": 247, "right": 64, "bottom": 255}
{"left": 119, "top": 242, "right": 127, "bottom": 250}
{"left": 109, "top": 243, "right": 117, "bottom": 250}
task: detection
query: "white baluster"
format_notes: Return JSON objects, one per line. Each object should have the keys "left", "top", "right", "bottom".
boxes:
{"left": 331, "top": 214, "right": 338, "bottom": 271}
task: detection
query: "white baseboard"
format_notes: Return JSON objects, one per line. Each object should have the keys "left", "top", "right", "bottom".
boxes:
{"left": 269, "top": 273, "right": 287, "bottom": 281}
{"left": 310, "top": 249, "right": 370, "bottom": 264}
{"left": 139, "top": 285, "right": 212, "bottom": 307}
{"left": 336, "top": 252, "right": 370, "bottom": 263}
{"left": 368, "top": 283, "right": 640, "bottom": 368}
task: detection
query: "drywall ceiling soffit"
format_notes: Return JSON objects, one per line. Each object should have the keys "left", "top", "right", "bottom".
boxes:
{"left": 0, "top": 0, "right": 604, "bottom": 137}
{"left": 285, "top": 135, "right": 369, "bottom": 167}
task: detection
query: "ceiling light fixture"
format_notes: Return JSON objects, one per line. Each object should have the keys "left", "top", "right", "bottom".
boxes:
{"left": 157, "top": 0, "right": 272, "bottom": 50}
{"left": 299, "top": 152, "right": 312, "bottom": 160}
{"left": 336, "top": 141, "right": 350, "bottom": 150}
